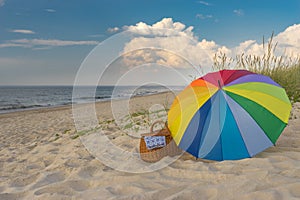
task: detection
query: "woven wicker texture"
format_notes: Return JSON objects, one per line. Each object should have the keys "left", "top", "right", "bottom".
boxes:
{"left": 140, "top": 121, "right": 182, "bottom": 162}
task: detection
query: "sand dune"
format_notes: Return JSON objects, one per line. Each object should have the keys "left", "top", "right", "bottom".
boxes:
{"left": 0, "top": 93, "right": 299, "bottom": 200}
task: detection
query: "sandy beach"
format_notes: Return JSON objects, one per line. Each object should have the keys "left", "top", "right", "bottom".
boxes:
{"left": 0, "top": 92, "right": 300, "bottom": 200}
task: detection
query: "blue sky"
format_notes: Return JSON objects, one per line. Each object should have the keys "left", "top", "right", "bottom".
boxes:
{"left": 0, "top": 0, "right": 300, "bottom": 85}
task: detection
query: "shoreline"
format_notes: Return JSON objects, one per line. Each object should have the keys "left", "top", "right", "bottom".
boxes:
{"left": 0, "top": 91, "right": 177, "bottom": 118}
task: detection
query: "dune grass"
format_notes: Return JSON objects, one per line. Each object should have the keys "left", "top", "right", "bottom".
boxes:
{"left": 212, "top": 34, "right": 300, "bottom": 103}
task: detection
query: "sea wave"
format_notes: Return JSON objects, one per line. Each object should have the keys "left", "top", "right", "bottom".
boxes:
{"left": 0, "top": 104, "right": 45, "bottom": 112}
{"left": 0, "top": 85, "right": 184, "bottom": 114}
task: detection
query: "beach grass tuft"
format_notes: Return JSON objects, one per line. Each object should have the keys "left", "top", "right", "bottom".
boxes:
{"left": 212, "top": 33, "right": 300, "bottom": 102}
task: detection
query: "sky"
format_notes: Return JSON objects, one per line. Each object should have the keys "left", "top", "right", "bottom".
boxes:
{"left": 0, "top": 0, "right": 300, "bottom": 85}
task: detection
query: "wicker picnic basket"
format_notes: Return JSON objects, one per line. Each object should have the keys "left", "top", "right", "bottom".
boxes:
{"left": 139, "top": 121, "right": 182, "bottom": 162}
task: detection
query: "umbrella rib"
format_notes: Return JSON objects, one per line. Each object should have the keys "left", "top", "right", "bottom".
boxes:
{"left": 198, "top": 95, "right": 217, "bottom": 158}
{"left": 198, "top": 90, "right": 223, "bottom": 160}
{"left": 224, "top": 90, "right": 288, "bottom": 144}
{"left": 222, "top": 92, "right": 252, "bottom": 158}
{"left": 223, "top": 87, "right": 291, "bottom": 123}
{"left": 224, "top": 82, "right": 290, "bottom": 104}
{"left": 219, "top": 91, "right": 224, "bottom": 161}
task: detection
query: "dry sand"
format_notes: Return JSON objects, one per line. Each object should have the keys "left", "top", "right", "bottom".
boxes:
{"left": 0, "top": 92, "right": 300, "bottom": 200}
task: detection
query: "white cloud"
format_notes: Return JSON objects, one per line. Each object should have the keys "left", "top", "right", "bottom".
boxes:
{"left": 231, "top": 24, "right": 300, "bottom": 58}
{"left": 123, "top": 18, "right": 194, "bottom": 38}
{"left": 121, "top": 49, "right": 192, "bottom": 69}
{"left": 121, "top": 18, "right": 300, "bottom": 71}
{"left": 273, "top": 24, "right": 300, "bottom": 56}
{"left": 0, "top": 39, "right": 99, "bottom": 49}
{"left": 196, "top": 14, "right": 213, "bottom": 20}
{"left": 10, "top": 29, "right": 35, "bottom": 34}
{"left": 122, "top": 18, "right": 228, "bottom": 70}
{"left": 107, "top": 27, "right": 120, "bottom": 33}
{"left": 0, "top": 0, "right": 5, "bottom": 7}
{"left": 0, "top": 43, "right": 26, "bottom": 48}
{"left": 233, "top": 9, "right": 244, "bottom": 16}
{"left": 197, "top": 1, "right": 212, "bottom": 6}
{"left": 45, "top": 9, "right": 56, "bottom": 13}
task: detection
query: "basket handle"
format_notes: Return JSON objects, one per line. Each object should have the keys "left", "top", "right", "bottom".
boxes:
{"left": 140, "top": 120, "right": 169, "bottom": 137}
{"left": 150, "top": 120, "right": 166, "bottom": 134}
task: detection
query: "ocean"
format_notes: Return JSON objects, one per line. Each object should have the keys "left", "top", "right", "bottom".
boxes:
{"left": 0, "top": 85, "right": 184, "bottom": 114}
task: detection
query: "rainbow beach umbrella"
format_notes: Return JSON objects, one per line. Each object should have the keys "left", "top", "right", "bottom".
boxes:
{"left": 168, "top": 69, "right": 292, "bottom": 161}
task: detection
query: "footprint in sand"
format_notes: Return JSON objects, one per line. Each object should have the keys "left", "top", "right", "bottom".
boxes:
{"left": 26, "top": 162, "right": 45, "bottom": 170}
{"left": 31, "top": 171, "right": 66, "bottom": 190}
{"left": 48, "top": 147, "right": 60, "bottom": 155}
{"left": 34, "top": 184, "right": 75, "bottom": 196}
{"left": 10, "top": 173, "right": 40, "bottom": 187}
{"left": 43, "top": 156, "right": 56, "bottom": 167}
{"left": 64, "top": 158, "right": 82, "bottom": 168}
{"left": 65, "top": 180, "right": 90, "bottom": 192}
{"left": 77, "top": 166, "right": 99, "bottom": 179}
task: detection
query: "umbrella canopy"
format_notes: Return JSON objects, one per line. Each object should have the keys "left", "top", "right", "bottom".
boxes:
{"left": 168, "top": 69, "right": 292, "bottom": 161}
